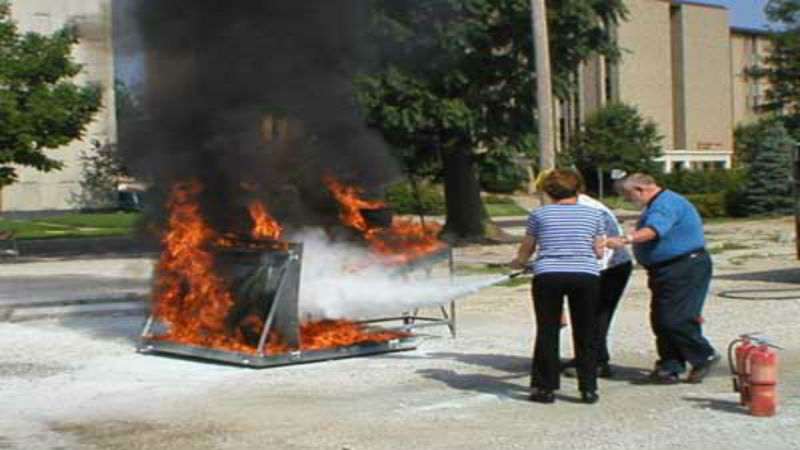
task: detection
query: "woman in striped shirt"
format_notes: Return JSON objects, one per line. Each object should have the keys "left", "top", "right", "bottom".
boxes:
{"left": 510, "top": 169, "right": 606, "bottom": 404}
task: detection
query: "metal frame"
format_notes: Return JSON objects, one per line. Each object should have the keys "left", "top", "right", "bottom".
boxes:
{"left": 380, "top": 246, "right": 457, "bottom": 338}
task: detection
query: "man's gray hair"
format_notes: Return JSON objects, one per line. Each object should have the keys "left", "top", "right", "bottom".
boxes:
{"left": 618, "top": 173, "right": 658, "bottom": 191}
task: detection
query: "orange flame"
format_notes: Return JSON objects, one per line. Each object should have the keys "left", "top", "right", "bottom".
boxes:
{"left": 153, "top": 181, "right": 253, "bottom": 353}
{"left": 267, "top": 320, "right": 409, "bottom": 354}
{"left": 249, "top": 201, "right": 282, "bottom": 240}
{"left": 152, "top": 181, "right": 408, "bottom": 355}
{"left": 324, "top": 176, "right": 443, "bottom": 264}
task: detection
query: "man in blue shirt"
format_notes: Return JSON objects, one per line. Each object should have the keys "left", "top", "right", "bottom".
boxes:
{"left": 607, "top": 173, "right": 719, "bottom": 384}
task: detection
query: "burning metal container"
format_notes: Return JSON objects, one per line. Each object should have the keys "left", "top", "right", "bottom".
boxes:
{"left": 137, "top": 238, "right": 445, "bottom": 367}
{"left": 137, "top": 181, "right": 455, "bottom": 367}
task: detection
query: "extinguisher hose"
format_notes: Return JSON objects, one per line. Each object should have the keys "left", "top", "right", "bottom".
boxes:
{"left": 727, "top": 338, "right": 743, "bottom": 376}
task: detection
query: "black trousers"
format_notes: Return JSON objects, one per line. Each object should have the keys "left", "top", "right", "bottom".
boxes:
{"left": 531, "top": 272, "right": 600, "bottom": 392}
{"left": 647, "top": 250, "right": 715, "bottom": 373}
{"left": 593, "top": 261, "right": 634, "bottom": 363}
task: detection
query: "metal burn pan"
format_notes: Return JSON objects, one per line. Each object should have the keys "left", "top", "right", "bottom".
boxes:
{"left": 138, "top": 336, "right": 419, "bottom": 368}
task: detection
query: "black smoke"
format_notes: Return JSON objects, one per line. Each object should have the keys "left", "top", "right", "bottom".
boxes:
{"left": 121, "top": 1, "right": 398, "bottom": 235}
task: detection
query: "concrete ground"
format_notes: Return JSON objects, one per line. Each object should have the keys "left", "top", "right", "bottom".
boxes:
{"left": 0, "top": 216, "right": 799, "bottom": 450}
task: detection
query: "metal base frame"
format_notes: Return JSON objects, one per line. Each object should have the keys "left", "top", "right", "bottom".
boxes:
{"left": 392, "top": 246, "right": 457, "bottom": 338}
{"left": 137, "top": 335, "right": 419, "bottom": 368}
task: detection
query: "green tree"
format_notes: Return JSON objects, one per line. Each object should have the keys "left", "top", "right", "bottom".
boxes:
{"left": 357, "top": 0, "right": 626, "bottom": 239}
{"left": 739, "top": 122, "right": 794, "bottom": 216}
{"left": 0, "top": 1, "right": 102, "bottom": 186}
{"left": 733, "top": 116, "right": 782, "bottom": 167}
{"left": 73, "top": 79, "right": 137, "bottom": 209}
{"left": 566, "top": 102, "right": 663, "bottom": 179}
{"left": 751, "top": 0, "right": 800, "bottom": 135}
{"left": 74, "top": 142, "right": 125, "bottom": 209}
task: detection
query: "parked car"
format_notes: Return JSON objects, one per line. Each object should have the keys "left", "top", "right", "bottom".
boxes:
{"left": 117, "top": 189, "right": 147, "bottom": 212}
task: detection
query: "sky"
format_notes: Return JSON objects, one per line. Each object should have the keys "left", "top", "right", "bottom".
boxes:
{"left": 684, "top": 0, "right": 772, "bottom": 30}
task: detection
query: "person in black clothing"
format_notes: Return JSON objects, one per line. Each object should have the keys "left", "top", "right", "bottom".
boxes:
{"left": 511, "top": 169, "right": 606, "bottom": 404}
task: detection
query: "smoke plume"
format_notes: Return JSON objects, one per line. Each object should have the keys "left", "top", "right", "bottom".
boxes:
{"left": 123, "top": 1, "right": 398, "bottom": 232}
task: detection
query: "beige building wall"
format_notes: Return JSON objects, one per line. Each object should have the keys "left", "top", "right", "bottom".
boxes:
{"left": 1, "top": 0, "right": 116, "bottom": 212}
{"left": 731, "top": 29, "right": 771, "bottom": 127}
{"left": 615, "top": 0, "right": 675, "bottom": 149}
{"left": 670, "top": 2, "right": 733, "bottom": 152}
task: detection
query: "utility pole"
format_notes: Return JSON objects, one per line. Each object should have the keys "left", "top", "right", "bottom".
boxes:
{"left": 531, "top": 0, "right": 555, "bottom": 172}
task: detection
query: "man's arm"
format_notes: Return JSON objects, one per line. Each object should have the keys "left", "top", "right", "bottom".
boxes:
{"left": 606, "top": 226, "right": 658, "bottom": 249}
{"left": 624, "top": 227, "right": 658, "bottom": 244}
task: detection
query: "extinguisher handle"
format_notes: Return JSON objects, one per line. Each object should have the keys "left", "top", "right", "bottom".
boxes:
{"left": 740, "top": 333, "right": 783, "bottom": 350}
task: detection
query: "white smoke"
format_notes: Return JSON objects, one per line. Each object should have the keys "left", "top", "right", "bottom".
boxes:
{"left": 291, "top": 229, "right": 510, "bottom": 320}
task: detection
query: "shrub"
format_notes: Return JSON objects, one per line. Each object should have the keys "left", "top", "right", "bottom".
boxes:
{"left": 655, "top": 169, "right": 748, "bottom": 195}
{"left": 478, "top": 150, "right": 529, "bottom": 194}
{"left": 385, "top": 181, "right": 446, "bottom": 215}
{"left": 686, "top": 193, "right": 727, "bottom": 218}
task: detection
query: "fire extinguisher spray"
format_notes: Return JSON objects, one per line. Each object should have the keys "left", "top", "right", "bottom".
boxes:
{"left": 728, "top": 333, "right": 782, "bottom": 417}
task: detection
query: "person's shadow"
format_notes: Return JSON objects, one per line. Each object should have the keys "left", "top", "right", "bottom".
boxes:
{"left": 412, "top": 352, "right": 654, "bottom": 402}
{"left": 414, "top": 352, "right": 531, "bottom": 401}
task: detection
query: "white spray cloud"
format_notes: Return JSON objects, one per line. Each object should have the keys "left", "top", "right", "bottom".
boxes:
{"left": 291, "top": 229, "right": 509, "bottom": 320}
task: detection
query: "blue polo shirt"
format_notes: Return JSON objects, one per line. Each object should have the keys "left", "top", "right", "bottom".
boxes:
{"left": 633, "top": 189, "right": 706, "bottom": 267}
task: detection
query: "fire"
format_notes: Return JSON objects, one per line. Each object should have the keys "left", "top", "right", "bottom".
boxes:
{"left": 267, "top": 320, "right": 409, "bottom": 354}
{"left": 324, "top": 176, "right": 443, "bottom": 263}
{"left": 152, "top": 181, "right": 409, "bottom": 355}
{"left": 153, "top": 181, "right": 253, "bottom": 353}
{"left": 249, "top": 201, "right": 282, "bottom": 240}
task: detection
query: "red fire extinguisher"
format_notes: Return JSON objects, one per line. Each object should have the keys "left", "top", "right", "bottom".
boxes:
{"left": 728, "top": 334, "right": 782, "bottom": 417}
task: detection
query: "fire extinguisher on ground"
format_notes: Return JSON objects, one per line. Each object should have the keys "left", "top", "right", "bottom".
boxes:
{"left": 728, "top": 333, "right": 783, "bottom": 417}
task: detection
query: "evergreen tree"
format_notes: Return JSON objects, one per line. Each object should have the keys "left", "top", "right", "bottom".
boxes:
{"left": 740, "top": 122, "right": 795, "bottom": 216}
{"left": 733, "top": 116, "right": 782, "bottom": 168}
{"left": 0, "top": 1, "right": 102, "bottom": 186}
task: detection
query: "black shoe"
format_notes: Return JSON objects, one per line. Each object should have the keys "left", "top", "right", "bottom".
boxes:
{"left": 687, "top": 352, "right": 721, "bottom": 384}
{"left": 597, "top": 363, "right": 614, "bottom": 379}
{"left": 581, "top": 391, "right": 599, "bottom": 404}
{"left": 528, "top": 388, "right": 555, "bottom": 404}
{"left": 648, "top": 368, "right": 680, "bottom": 384}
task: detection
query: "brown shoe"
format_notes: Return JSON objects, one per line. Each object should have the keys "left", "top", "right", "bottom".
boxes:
{"left": 648, "top": 368, "right": 680, "bottom": 384}
{"left": 687, "top": 352, "right": 721, "bottom": 384}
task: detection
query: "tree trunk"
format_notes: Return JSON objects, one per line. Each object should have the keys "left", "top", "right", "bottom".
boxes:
{"left": 441, "top": 146, "right": 487, "bottom": 239}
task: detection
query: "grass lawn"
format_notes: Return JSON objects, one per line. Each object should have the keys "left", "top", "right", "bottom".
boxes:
{"left": 0, "top": 212, "right": 140, "bottom": 240}
{"left": 484, "top": 195, "right": 527, "bottom": 217}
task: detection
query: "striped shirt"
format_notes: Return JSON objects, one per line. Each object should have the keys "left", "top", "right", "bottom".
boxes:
{"left": 526, "top": 204, "right": 605, "bottom": 276}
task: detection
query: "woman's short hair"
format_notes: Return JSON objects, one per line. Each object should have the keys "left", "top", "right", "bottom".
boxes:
{"left": 541, "top": 169, "right": 581, "bottom": 200}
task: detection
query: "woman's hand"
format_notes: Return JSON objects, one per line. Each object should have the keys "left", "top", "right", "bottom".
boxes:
{"left": 594, "top": 234, "right": 607, "bottom": 259}
{"left": 605, "top": 236, "right": 628, "bottom": 249}
{"left": 510, "top": 258, "right": 527, "bottom": 270}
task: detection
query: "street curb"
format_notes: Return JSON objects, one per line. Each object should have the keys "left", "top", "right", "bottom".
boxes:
{"left": 0, "top": 294, "right": 150, "bottom": 323}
